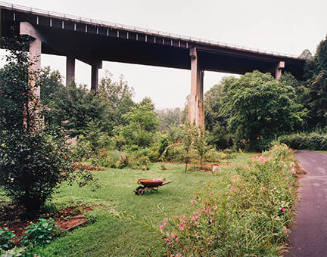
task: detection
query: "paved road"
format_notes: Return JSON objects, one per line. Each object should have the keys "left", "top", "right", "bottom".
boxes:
{"left": 286, "top": 151, "right": 327, "bottom": 257}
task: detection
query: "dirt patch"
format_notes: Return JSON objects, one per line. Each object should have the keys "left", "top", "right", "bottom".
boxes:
{"left": 57, "top": 216, "right": 88, "bottom": 232}
{"left": 0, "top": 204, "right": 99, "bottom": 241}
{"left": 73, "top": 163, "right": 105, "bottom": 171}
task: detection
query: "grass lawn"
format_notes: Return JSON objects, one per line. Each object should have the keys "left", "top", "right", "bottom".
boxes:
{"left": 27, "top": 153, "right": 256, "bottom": 257}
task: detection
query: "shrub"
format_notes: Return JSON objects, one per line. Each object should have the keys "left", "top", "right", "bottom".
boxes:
{"left": 0, "top": 227, "right": 16, "bottom": 250}
{"left": 21, "top": 218, "right": 59, "bottom": 246}
{"left": 161, "top": 144, "right": 297, "bottom": 256}
{"left": 0, "top": 132, "right": 75, "bottom": 213}
{"left": 278, "top": 132, "right": 327, "bottom": 150}
{"left": 0, "top": 40, "right": 96, "bottom": 215}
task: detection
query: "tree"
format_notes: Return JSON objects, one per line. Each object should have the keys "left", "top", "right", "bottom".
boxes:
{"left": 182, "top": 123, "right": 196, "bottom": 172}
{"left": 204, "top": 79, "right": 234, "bottom": 149}
{"left": 304, "top": 36, "right": 327, "bottom": 129}
{"left": 194, "top": 128, "right": 210, "bottom": 169}
{"left": 156, "top": 108, "right": 183, "bottom": 132}
{"left": 48, "top": 84, "right": 110, "bottom": 137}
{"left": 220, "top": 71, "right": 306, "bottom": 151}
{"left": 0, "top": 38, "right": 70, "bottom": 213}
{"left": 0, "top": 37, "right": 95, "bottom": 215}
{"left": 115, "top": 100, "right": 159, "bottom": 149}
{"left": 97, "top": 73, "right": 135, "bottom": 130}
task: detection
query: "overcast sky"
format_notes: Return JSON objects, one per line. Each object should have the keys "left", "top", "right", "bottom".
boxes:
{"left": 2, "top": 0, "right": 327, "bottom": 109}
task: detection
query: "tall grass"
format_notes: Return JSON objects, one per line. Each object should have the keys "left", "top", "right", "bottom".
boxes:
{"left": 161, "top": 144, "right": 298, "bottom": 257}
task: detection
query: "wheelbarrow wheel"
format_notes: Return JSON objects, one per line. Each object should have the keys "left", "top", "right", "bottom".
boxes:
{"left": 134, "top": 186, "right": 145, "bottom": 195}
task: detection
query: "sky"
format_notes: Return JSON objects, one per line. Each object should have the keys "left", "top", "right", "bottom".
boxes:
{"left": 1, "top": 0, "right": 327, "bottom": 109}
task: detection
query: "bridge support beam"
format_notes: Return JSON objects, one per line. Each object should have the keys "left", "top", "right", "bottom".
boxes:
{"left": 66, "top": 56, "right": 75, "bottom": 86}
{"left": 275, "top": 61, "right": 285, "bottom": 80}
{"left": 91, "top": 61, "right": 102, "bottom": 92}
{"left": 188, "top": 47, "right": 204, "bottom": 129}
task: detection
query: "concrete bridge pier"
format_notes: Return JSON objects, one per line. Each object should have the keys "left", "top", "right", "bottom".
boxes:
{"left": 20, "top": 22, "right": 41, "bottom": 99}
{"left": 91, "top": 61, "right": 102, "bottom": 92}
{"left": 188, "top": 47, "right": 204, "bottom": 129}
{"left": 66, "top": 56, "right": 75, "bottom": 86}
{"left": 275, "top": 61, "right": 285, "bottom": 80}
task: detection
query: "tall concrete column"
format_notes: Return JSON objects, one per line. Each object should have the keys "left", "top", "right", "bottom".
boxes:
{"left": 188, "top": 47, "right": 204, "bottom": 128}
{"left": 66, "top": 56, "right": 75, "bottom": 86}
{"left": 91, "top": 61, "right": 102, "bottom": 92}
{"left": 275, "top": 61, "right": 285, "bottom": 80}
{"left": 20, "top": 22, "right": 42, "bottom": 129}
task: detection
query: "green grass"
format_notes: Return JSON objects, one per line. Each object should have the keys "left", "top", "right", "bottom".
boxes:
{"left": 2, "top": 153, "right": 256, "bottom": 257}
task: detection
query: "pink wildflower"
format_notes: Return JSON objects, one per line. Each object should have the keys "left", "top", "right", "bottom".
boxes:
{"left": 162, "top": 218, "right": 168, "bottom": 222}
{"left": 291, "top": 168, "right": 296, "bottom": 174}
{"left": 284, "top": 177, "right": 289, "bottom": 181}
{"left": 201, "top": 209, "right": 206, "bottom": 214}
{"left": 175, "top": 237, "right": 180, "bottom": 242}
{"left": 176, "top": 254, "right": 182, "bottom": 257}
{"left": 260, "top": 186, "right": 265, "bottom": 192}
{"left": 164, "top": 238, "right": 170, "bottom": 243}
{"left": 208, "top": 240, "right": 213, "bottom": 245}
{"left": 281, "top": 208, "right": 286, "bottom": 212}
{"left": 195, "top": 232, "right": 200, "bottom": 238}
{"left": 213, "top": 205, "right": 218, "bottom": 210}
{"left": 170, "top": 233, "right": 175, "bottom": 239}
{"left": 191, "top": 200, "right": 196, "bottom": 205}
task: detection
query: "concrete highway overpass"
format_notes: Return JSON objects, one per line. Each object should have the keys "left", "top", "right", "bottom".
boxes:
{"left": 0, "top": 1, "right": 306, "bottom": 127}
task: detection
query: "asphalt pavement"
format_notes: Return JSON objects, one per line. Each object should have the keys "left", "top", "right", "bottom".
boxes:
{"left": 285, "top": 151, "right": 327, "bottom": 257}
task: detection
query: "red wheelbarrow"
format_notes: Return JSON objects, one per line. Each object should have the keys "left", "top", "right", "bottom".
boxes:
{"left": 134, "top": 178, "right": 172, "bottom": 195}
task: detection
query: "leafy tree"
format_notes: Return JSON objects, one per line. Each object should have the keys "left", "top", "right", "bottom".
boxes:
{"left": 304, "top": 36, "right": 327, "bottom": 129}
{"left": 48, "top": 84, "right": 109, "bottom": 137}
{"left": 0, "top": 37, "right": 95, "bottom": 215}
{"left": 115, "top": 100, "right": 159, "bottom": 149}
{"left": 194, "top": 129, "right": 210, "bottom": 169}
{"left": 204, "top": 79, "right": 234, "bottom": 149}
{"left": 97, "top": 73, "right": 135, "bottom": 131}
{"left": 182, "top": 123, "right": 196, "bottom": 172}
{"left": 220, "top": 71, "right": 306, "bottom": 151}
{"left": 39, "top": 67, "right": 64, "bottom": 106}
{"left": 156, "top": 108, "right": 183, "bottom": 132}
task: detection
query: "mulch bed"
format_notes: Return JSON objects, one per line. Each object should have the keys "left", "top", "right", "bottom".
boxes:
{"left": 163, "top": 161, "right": 231, "bottom": 172}
{"left": 0, "top": 203, "right": 98, "bottom": 240}
{"left": 73, "top": 163, "right": 105, "bottom": 171}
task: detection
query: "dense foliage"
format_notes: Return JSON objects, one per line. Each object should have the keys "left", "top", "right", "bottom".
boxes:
{"left": 0, "top": 39, "right": 94, "bottom": 214}
{"left": 220, "top": 72, "right": 305, "bottom": 150}
{"left": 161, "top": 144, "right": 298, "bottom": 256}
{"left": 278, "top": 132, "right": 327, "bottom": 150}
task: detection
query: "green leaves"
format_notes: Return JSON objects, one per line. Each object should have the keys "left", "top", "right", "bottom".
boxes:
{"left": 21, "top": 218, "right": 59, "bottom": 246}
{"left": 220, "top": 71, "right": 306, "bottom": 151}
{"left": 0, "top": 227, "right": 16, "bottom": 250}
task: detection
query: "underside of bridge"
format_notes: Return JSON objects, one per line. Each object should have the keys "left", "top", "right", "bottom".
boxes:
{"left": 0, "top": 5, "right": 306, "bottom": 128}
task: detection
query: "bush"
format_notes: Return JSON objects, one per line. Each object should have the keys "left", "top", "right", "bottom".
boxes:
{"left": 0, "top": 40, "right": 96, "bottom": 215}
{"left": 0, "top": 132, "right": 75, "bottom": 213}
{"left": 21, "top": 218, "right": 59, "bottom": 246}
{"left": 278, "top": 132, "right": 327, "bottom": 150}
{"left": 0, "top": 227, "right": 16, "bottom": 250}
{"left": 161, "top": 144, "right": 298, "bottom": 256}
